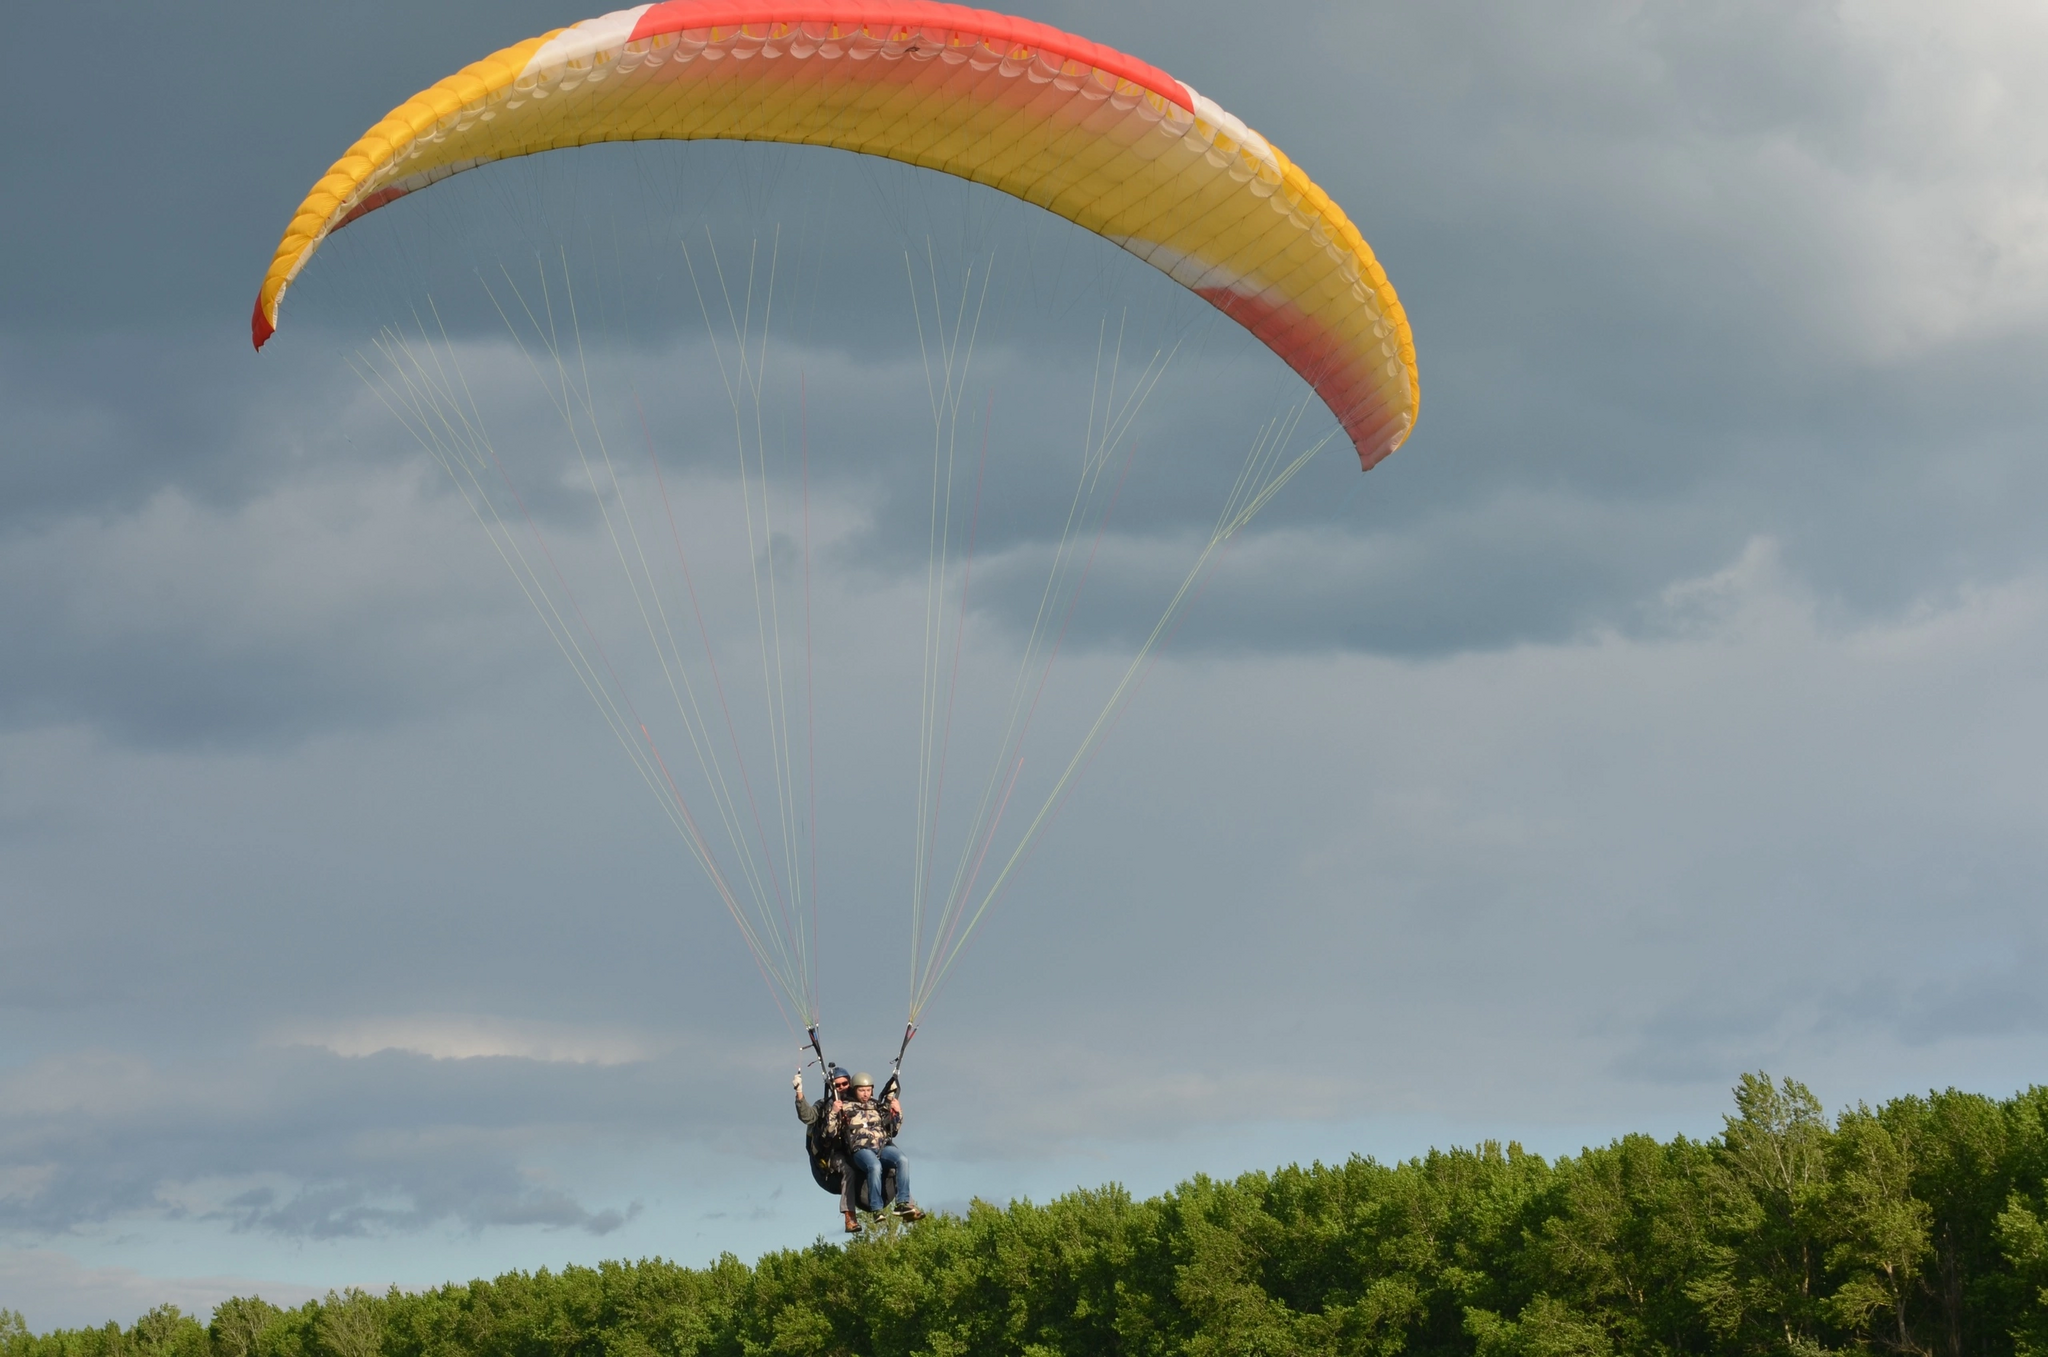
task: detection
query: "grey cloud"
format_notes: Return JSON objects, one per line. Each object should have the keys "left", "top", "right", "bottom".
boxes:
{"left": 1606, "top": 990, "right": 1825, "bottom": 1087}
{"left": 1821, "top": 950, "right": 2048, "bottom": 1047}
{"left": 1610, "top": 951, "right": 2048, "bottom": 1088}
{"left": 1, "top": 541, "right": 2045, "bottom": 1257}
{"left": 0, "top": 1250, "right": 324, "bottom": 1338}
{"left": 0, "top": 0, "right": 572, "bottom": 337}
{"left": 0, "top": 336, "right": 339, "bottom": 533}
{"left": 213, "top": 1173, "right": 635, "bottom": 1241}
{"left": 0, "top": 467, "right": 535, "bottom": 747}
{"left": 0, "top": 1046, "right": 704, "bottom": 1239}
{"left": 964, "top": 489, "right": 1738, "bottom": 658}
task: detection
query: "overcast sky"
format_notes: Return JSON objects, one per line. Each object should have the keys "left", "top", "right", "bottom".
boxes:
{"left": 6, "top": 0, "right": 2048, "bottom": 1330}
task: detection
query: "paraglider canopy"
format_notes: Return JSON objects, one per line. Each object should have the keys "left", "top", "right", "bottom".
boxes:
{"left": 252, "top": 1, "right": 1425, "bottom": 1069}
{"left": 250, "top": 0, "right": 1419, "bottom": 469}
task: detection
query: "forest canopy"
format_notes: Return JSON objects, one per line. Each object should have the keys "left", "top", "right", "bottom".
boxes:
{"left": 9, "top": 1075, "right": 2048, "bottom": 1357}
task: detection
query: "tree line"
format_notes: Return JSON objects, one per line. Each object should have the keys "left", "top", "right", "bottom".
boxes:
{"left": 7, "top": 1074, "right": 2048, "bottom": 1357}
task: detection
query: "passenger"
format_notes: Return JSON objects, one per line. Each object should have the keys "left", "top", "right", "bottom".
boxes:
{"left": 830, "top": 1071, "right": 922, "bottom": 1221}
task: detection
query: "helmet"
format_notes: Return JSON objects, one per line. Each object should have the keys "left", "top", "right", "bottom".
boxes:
{"left": 852, "top": 1072, "right": 875, "bottom": 1089}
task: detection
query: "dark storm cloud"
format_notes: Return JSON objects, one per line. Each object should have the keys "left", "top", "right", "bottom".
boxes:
{"left": 0, "top": 0, "right": 572, "bottom": 337}
{"left": 0, "top": 336, "right": 331, "bottom": 533}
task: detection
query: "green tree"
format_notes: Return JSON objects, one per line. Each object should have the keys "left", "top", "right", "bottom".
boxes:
{"left": 207, "top": 1298, "right": 281, "bottom": 1357}
{"left": 129, "top": 1306, "right": 206, "bottom": 1357}
{"left": 1171, "top": 1173, "right": 1301, "bottom": 1357}
{"left": 1822, "top": 1105, "right": 1933, "bottom": 1353}
{"left": 1526, "top": 1133, "right": 1718, "bottom": 1357}
{"left": 311, "top": 1291, "right": 382, "bottom": 1357}
{"left": 1879, "top": 1089, "right": 2020, "bottom": 1357}
{"left": 1989, "top": 1089, "right": 2048, "bottom": 1357}
{"left": 1689, "top": 1073, "right": 1834, "bottom": 1355}
{"left": 1995, "top": 1181, "right": 2048, "bottom": 1357}
{"left": 1466, "top": 1295, "right": 1614, "bottom": 1357}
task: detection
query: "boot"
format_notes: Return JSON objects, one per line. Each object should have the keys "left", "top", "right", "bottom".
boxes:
{"left": 843, "top": 1209, "right": 862, "bottom": 1233}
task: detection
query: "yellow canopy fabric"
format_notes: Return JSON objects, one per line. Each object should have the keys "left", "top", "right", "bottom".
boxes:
{"left": 253, "top": 2, "right": 1418, "bottom": 467}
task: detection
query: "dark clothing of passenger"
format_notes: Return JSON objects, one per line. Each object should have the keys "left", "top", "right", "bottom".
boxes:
{"left": 798, "top": 1091, "right": 853, "bottom": 1213}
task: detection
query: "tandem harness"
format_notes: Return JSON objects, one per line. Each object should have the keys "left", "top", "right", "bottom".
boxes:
{"left": 802, "top": 1022, "right": 914, "bottom": 1198}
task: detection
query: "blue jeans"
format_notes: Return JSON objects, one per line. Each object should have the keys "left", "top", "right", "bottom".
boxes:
{"left": 849, "top": 1145, "right": 908, "bottom": 1211}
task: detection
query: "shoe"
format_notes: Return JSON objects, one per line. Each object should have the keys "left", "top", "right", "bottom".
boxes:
{"left": 843, "top": 1210, "right": 862, "bottom": 1233}
{"left": 899, "top": 1202, "right": 926, "bottom": 1222}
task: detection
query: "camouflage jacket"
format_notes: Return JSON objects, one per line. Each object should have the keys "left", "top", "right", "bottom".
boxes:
{"left": 828, "top": 1096, "right": 899, "bottom": 1152}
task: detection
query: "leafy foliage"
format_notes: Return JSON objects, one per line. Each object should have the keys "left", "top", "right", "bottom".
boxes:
{"left": 9, "top": 1077, "right": 2048, "bottom": 1357}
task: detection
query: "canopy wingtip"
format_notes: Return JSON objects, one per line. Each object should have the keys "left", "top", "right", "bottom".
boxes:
{"left": 251, "top": 297, "right": 276, "bottom": 351}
